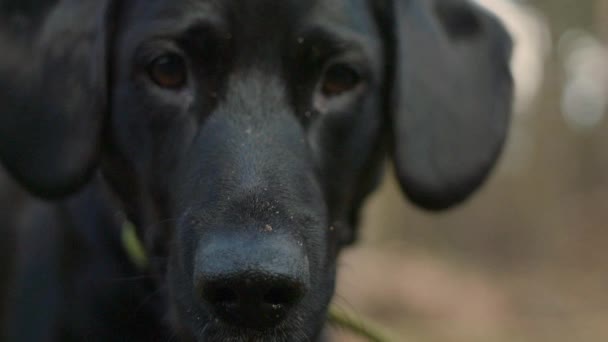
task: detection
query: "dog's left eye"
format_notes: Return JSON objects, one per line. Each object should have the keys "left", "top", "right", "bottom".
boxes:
{"left": 321, "top": 63, "right": 361, "bottom": 96}
{"left": 147, "top": 53, "right": 187, "bottom": 89}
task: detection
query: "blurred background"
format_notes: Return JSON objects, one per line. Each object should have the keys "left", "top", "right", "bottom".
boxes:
{"left": 332, "top": 0, "right": 608, "bottom": 341}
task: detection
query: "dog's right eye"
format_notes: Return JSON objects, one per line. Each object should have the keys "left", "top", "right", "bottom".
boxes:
{"left": 147, "top": 53, "right": 187, "bottom": 89}
{"left": 321, "top": 63, "right": 362, "bottom": 96}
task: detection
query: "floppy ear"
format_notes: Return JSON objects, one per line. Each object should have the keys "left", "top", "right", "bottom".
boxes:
{"left": 0, "top": 1, "right": 115, "bottom": 198}
{"left": 387, "top": 0, "right": 513, "bottom": 210}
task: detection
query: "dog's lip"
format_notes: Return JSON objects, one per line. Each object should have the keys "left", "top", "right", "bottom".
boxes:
{"left": 176, "top": 295, "right": 313, "bottom": 341}
{"left": 193, "top": 318, "right": 313, "bottom": 342}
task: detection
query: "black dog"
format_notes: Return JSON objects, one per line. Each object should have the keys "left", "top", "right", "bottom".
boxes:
{"left": 0, "top": 0, "right": 512, "bottom": 340}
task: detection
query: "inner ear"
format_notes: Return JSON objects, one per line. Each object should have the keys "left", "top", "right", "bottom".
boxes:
{"left": 434, "top": 1, "right": 482, "bottom": 40}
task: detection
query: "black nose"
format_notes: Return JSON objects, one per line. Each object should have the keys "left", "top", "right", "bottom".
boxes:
{"left": 194, "top": 234, "right": 310, "bottom": 329}
{"left": 200, "top": 273, "right": 305, "bottom": 328}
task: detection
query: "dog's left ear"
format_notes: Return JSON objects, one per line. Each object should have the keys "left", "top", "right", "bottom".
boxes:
{"left": 381, "top": 0, "right": 513, "bottom": 210}
{"left": 0, "top": 1, "right": 116, "bottom": 198}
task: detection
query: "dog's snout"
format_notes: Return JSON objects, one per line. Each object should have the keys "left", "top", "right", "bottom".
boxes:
{"left": 194, "top": 233, "right": 310, "bottom": 329}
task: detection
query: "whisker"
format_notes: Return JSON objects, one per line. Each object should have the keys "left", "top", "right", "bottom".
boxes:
{"left": 197, "top": 321, "right": 210, "bottom": 339}
{"left": 332, "top": 293, "right": 360, "bottom": 315}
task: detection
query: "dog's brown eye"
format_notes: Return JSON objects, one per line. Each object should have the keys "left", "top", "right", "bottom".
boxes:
{"left": 321, "top": 64, "right": 361, "bottom": 96}
{"left": 148, "top": 54, "right": 187, "bottom": 89}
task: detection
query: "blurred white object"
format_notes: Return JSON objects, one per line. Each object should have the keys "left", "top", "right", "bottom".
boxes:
{"left": 473, "top": 0, "right": 551, "bottom": 116}
{"left": 558, "top": 29, "right": 608, "bottom": 131}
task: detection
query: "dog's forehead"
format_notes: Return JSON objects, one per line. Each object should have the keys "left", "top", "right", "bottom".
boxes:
{"left": 124, "top": 0, "right": 372, "bottom": 37}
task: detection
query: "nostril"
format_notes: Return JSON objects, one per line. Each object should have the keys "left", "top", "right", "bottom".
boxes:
{"left": 197, "top": 275, "right": 308, "bottom": 329}
{"left": 263, "top": 283, "right": 303, "bottom": 307}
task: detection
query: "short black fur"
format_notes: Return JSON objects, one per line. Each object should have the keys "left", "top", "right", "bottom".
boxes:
{"left": 0, "top": 0, "right": 512, "bottom": 340}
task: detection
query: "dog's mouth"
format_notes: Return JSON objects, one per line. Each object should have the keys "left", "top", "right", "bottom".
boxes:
{"left": 191, "top": 314, "right": 316, "bottom": 342}
{"left": 171, "top": 290, "right": 326, "bottom": 342}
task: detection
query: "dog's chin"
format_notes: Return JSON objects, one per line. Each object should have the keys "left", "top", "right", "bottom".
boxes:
{"left": 171, "top": 299, "right": 325, "bottom": 342}
{"left": 170, "top": 307, "right": 324, "bottom": 342}
{"left": 191, "top": 318, "right": 320, "bottom": 342}
{"left": 170, "top": 294, "right": 331, "bottom": 342}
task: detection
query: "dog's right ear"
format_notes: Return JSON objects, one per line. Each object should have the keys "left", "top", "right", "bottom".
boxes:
{"left": 379, "top": 0, "right": 513, "bottom": 210}
{"left": 0, "top": 1, "right": 115, "bottom": 198}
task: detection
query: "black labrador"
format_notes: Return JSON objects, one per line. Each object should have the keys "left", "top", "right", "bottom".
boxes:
{"left": 0, "top": 0, "right": 512, "bottom": 340}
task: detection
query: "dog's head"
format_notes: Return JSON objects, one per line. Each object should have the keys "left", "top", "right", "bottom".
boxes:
{"left": 0, "top": 0, "right": 512, "bottom": 340}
